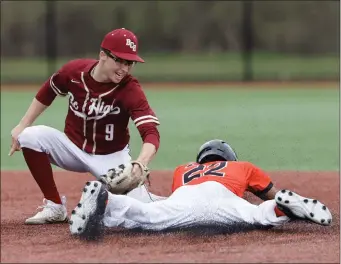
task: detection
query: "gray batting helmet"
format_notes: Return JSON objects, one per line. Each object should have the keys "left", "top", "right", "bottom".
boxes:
{"left": 196, "top": 139, "right": 238, "bottom": 164}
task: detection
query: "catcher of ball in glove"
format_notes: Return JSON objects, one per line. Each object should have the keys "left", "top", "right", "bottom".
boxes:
{"left": 99, "top": 161, "right": 150, "bottom": 194}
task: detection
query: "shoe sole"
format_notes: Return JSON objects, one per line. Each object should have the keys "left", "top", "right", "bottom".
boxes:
{"left": 69, "top": 181, "right": 108, "bottom": 240}
{"left": 275, "top": 190, "right": 332, "bottom": 226}
{"left": 25, "top": 217, "right": 69, "bottom": 225}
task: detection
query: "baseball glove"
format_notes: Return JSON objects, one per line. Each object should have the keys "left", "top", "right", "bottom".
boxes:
{"left": 99, "top": 161, "right": 150, "bottom": 194}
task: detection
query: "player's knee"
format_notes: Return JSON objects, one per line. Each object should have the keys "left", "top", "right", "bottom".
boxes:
{"left": 18, "top": 125, "right": 47, "bottom": 150}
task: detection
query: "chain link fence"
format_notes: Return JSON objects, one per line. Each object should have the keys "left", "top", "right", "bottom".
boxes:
{"left": 1, "top": 0, "right": 339, "bottom": 83}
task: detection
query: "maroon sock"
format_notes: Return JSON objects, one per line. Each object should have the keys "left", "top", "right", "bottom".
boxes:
{"left": 22, "top": 147, "right": 62, "bottom": 204}
{"left": 274, "top": 205, "right": 287, "bottom": 217}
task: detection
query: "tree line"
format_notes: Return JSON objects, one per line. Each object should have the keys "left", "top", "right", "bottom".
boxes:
{"left": 1, "top": 1, "right": 339, "bottom": 57}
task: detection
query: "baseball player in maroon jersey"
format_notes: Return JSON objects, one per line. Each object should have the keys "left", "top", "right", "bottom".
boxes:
{"left": 9, "top": 28, "right": 164, "bottom": 224}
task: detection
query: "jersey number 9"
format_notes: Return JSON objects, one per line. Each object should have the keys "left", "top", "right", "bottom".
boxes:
{"left": 105, "top": 124, "right": 114, "bottom": 141}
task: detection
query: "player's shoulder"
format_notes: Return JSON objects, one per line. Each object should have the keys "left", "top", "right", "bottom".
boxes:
{"left": 174, "top": 162, "right": 198, "bottom": 171}
{"left": 59, "top": 58, "right": 98, "bottom": 74}
{"left": 172, "top": 162, "right": 196, "bottom": 178}
{"left": 229, "top": 161, "right": 257, "bottom": 169}
{"left": 121, "top": 75, "right": 143, "bottom": 91}
{"left": 118, "top": 75, "right": 149, "bottom": 105}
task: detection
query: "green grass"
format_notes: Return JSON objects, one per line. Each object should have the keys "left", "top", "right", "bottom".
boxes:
{"left": 1, "top": 87, "right": 339, "bottom": 171}
{"left": 1, "top": 52, "right": 339, "bottom": 83}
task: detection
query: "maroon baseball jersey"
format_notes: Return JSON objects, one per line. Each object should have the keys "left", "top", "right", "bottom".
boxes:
{"left": 36, "top": 59, "right": 160, "bottom": 155}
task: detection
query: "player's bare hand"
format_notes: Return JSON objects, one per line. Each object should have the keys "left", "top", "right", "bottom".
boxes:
{"left": 131, "top": 162, "right": 143, "bottom": 178}
{"left": 9, "top": 124, "right": 26, "bottom": 156}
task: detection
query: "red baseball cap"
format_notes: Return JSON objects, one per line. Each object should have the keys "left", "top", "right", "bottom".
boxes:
{"left": 101, "top": 28, "right": 144, "bottom": 63}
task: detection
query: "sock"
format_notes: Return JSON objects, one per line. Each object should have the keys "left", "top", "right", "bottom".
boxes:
{"left": 22, "top": 147, "right": 62, "bottom": 204}
{"left": 274, "top": 205, "right": 287, "bottom": 217}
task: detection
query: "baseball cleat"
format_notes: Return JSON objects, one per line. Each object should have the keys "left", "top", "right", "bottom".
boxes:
{"left": 69, "top": 181, "right": 108, "bottom": 240}
{"left": 25, "top": 196, "right": 68, "bottom": 225}
{"left": 275, "top": 189, "right": 332, "bottom": 226}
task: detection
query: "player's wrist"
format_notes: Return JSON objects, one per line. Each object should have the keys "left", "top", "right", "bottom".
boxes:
{"left": 134, "top": 160, "right": 148, "bottom": 167}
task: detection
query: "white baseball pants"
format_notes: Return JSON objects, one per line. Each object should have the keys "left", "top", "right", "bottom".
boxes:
{"left": 103, "top": 181, "right": 290, "bottom": 230}
{"left": 18, "top": 125, "right": 164, "bottom": 203}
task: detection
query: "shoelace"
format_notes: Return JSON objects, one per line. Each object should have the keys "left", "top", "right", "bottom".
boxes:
{"left": 36, "top": 199, "right": 60, "bottom": 213}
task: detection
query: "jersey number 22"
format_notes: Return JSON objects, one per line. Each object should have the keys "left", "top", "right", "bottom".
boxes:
{"left": 183, "top": 161, "right": 227, "bottom": 184}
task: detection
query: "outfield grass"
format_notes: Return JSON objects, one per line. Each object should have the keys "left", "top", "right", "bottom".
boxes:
{"left": 1, "top": 52, "right": 339, "bottom": 83}
{"left": 1, "top": 87, "right": 339, "bottom": 171}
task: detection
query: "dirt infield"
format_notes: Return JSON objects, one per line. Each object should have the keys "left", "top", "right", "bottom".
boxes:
{"left": 1, "top": 170, "right": 339, "bottom": 263}
{"left": 1, "top": 81, "right": 339, "bottom": 91}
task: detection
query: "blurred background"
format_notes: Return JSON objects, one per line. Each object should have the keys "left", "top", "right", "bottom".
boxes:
{"left": 1, "top": 0, "right": 339, "bottom": 84}
{"left": 0, "top": 1, "right": 339, "bottom": 171}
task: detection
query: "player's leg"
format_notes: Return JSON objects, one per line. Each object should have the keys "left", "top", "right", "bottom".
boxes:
{"left": 215, "top": 197, "right": 290, "bottom": 227}
{"left": 70, "top": 180, "right": 208, "bottom": 236}
{"left": 103, "top": 190, "right": 191, "bottom": 230}
{"left": 86, "top": 145, "right": 132, "bottom": 178}
{"left": 195, "top": 182, "right": 289, "bottom": 227}
{"left": 177, "top": 181, "right": 289, "bottom": 227}
{"left": 89, "top": 146, "right": 167, "bottom": 203}
{"left": 126, "top": 184, "right": 167, "bottom": 202}
{"left": 18, "top": 125, "right": 92, "bottom": 224}
{"left": 213, "top": 187, "right": 332, "bottom": 227}
{"left": 103, "top": 182, "right": 290, "bottom": 231}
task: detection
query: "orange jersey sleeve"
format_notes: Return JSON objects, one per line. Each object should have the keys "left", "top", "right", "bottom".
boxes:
{"left": 244, "top": 162, "right": 273, "bottom": 197}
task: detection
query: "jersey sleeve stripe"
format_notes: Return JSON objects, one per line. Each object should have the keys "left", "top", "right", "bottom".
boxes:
{"left": 133, "top": 115, "right": 159, "bottom": 123}
{"left": 253, "top": 182, "right": 274, "bottom": 200}
{"left": 135, "top": 119, "right": 160, "bottom": 127}
{"left": 50, "top": 74, "right": 68, "bottom": 96}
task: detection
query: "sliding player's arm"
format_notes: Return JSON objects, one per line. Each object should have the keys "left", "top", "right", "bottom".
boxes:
{"left": 245, "top": 162, "right": 279, "bottom": 201}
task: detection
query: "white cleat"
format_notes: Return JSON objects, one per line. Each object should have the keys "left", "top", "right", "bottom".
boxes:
{"left": 275, "top": 190, "right": 332, "bottom": 226}
{"left": 25, "top": 196, "right": 68, "bottom": 225}
{"left": 69, "top": 181, "right": 108, "bottom": 240}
